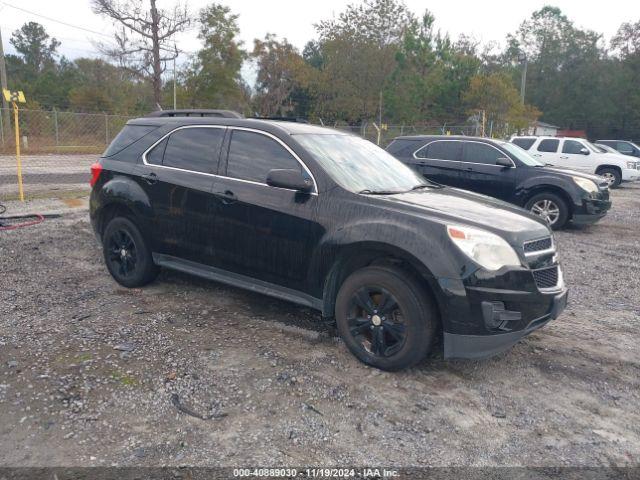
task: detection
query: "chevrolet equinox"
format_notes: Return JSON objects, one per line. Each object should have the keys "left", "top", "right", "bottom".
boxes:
{"left": 90, "top": 112, "right": 568, "bottom": 370}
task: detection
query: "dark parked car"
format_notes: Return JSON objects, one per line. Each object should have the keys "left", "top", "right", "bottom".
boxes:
{"left": 386, "top": 135, "right": 611, "bottom": 230}
{"left": 90, "top": 114, "right": 567, "bottom": 370}
{"left": 595, "top": 139, "right": 640, "bottom": 158}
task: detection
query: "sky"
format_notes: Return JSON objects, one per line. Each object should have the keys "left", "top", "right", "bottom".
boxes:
{"left": 2, "top": 0, "right": 640, "bottom": 83}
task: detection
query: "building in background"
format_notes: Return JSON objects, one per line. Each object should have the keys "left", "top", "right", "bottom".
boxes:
{"left": 527, "top": 121, "right": 559, "bottom": 136}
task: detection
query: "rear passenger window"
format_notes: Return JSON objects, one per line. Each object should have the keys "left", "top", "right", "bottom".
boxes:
{"left": 562, "top": 140, "right": 585, "bottom": 154}
{"left": 537, "top": 139, "right": 559, "bottom": 153}
{"left": 512, "top": 138, "right": 535, "bottom": 150}
{"left": 418, "top": 141, "right": 462, "bottom": 161}
{"left": 462, "top": 142, "right": 504, "bottom": 165}
{"left": 226, "top": 130, "right": 300, "bottom": 183}
{"left": 162, "top": 127, "right": 225, "bottom": 173}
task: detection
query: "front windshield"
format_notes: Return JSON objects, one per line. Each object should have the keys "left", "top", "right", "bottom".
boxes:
{"left": 294, "top": 134, "right": 427, "bottom": 193}
{"left": 499, "top": 141, "right": 544, "bottom": 166}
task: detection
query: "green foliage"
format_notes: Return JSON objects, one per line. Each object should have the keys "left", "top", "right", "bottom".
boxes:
{"left": 5, "top": 6, "right": 640, "bottom": 140}
{"left": 179, "top": 3, "right": 249, "bottom": 111}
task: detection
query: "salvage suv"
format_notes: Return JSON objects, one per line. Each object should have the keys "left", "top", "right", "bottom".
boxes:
{"left": 90, "top": 111, "right": 567, "bottom": 370}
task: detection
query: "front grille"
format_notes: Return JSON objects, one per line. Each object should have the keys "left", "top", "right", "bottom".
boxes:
{"left": 524, "top": 237, "right": 553, "bottom": 254}
{"left": 533, "top": 265, "right": 559, "bottom": 289}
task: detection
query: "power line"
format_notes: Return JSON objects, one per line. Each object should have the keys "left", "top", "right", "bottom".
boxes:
{"left": 0, "top": 1, "right": 112, "bottom": 39}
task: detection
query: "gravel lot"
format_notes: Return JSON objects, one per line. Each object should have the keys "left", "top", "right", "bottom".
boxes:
{"left": 1, "top": 184, "right": 639, "bottom": 469}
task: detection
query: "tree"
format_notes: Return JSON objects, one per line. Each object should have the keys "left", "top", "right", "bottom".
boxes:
{"left": 252, "top": 35, "right": 312, "bottom": 116}
{"left": 10, "top": 22, "right": 60, "bottom": 74}
{"left": 91, "top": 0, "right": 190, "bottom": 106}
{"left": 180, "top": 4, "right": 247, "bottom": 110}
{"left": 463, "top": 72, "right": 540, "bottom": 136}
{"left": 312, "top": 0, "right": 415, "bottom": 123}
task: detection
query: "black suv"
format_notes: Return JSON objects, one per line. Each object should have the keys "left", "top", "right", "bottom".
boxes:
{"left": 386, "top": 135, "right": 611, "bottom": 230}
{"left": 90, "top": 113, "right": 567, "bottom": 370}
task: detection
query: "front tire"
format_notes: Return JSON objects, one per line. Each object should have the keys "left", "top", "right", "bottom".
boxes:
{"left": 525, "top": 192, "right": 569, "bottom": 230}
{"left": 102, "top": 216, "right": 159, "bottom": 288}
{"left": 597, "top": 168, "right": 622, "bottom": 188}
{"left": 335, "top": 266, "right": 437, "bottom": 371}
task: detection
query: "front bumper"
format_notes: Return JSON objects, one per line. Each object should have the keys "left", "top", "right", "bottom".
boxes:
{"left": 621, "top": 168, "right": 640, "bottom": 182}
{"left": 572, "top": 195, "right": 611, "bottom": 224}
{"left": 444, "top": 289, "right": 567, "bottom": 359}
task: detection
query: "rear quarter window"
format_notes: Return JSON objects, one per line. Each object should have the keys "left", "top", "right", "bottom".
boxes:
{"left": 103, "top": 124, "right": 158, "bottom": 157}
{"left": 512, "top": 138, "right": 536, "bottom": 150}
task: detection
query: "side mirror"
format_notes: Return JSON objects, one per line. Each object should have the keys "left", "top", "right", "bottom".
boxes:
{"left": 580, "top": 147, "right": 590, "bottom": 155}
{"left": 495, "top": 157, "right": 513, "bottom": 168}
{"left": 266, "top": 169, "right": 313, "bottom": 192}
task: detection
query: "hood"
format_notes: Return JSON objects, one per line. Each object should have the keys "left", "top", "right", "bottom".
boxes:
{"left": 369, "top": 186, "right": 551, "bottom": 246}
{"left": 541, "top": 167, "right": 609, "bottom": 187}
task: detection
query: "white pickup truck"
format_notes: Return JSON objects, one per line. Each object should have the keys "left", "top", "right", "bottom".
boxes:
{"left": 510, "top": 136, "right": 640, "bottom": 188}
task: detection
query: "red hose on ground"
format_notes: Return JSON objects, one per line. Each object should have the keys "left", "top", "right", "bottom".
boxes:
{"left": 0, "top": 213, "right": 45, "bottom": 231}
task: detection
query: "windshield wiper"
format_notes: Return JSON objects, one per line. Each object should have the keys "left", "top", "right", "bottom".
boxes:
{"left": 358, "top": 189, "right": 404, "bottom": 195}
{"left": 409, "top": 183, "right": 442, "bottom": 191}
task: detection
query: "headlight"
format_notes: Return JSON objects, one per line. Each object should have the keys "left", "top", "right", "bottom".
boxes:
{"left": 627, "top": 161, "right": 637, "bottom": 169}
{"left": 447, "top": 225, "right": 521, "bottom": 271}
{"left": 572, "top": 176, "right": 598, "bottom": 193}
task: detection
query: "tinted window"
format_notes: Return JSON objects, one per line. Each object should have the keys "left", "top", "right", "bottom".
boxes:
{"left": 162, "top": 127, "right": 224, "bottom": 173}
{"left": 462, "top": 142, "right": 504, "bottom": 165}
{"left": 512, "top": 138, "right": 536, "bottom": 150}
{"left": 104, "top": 125, "right": 158, "bottom": 157}
{"left": 562, "top": 140, "right": 585, "bottom": 154}
{"left": 537, "top": 139, "right": 559, "bottom": 153}
{"left": 227, "top": 130, "right": 300, "bottom": 183}
{"left": 616, "top": 141, "right": 634, "bottom": 154}
{"left": 146, "top": 138, "right": 167, "bottom": 165}
{"left": 419, "top": 141, "right": 462, "bottom": 161}
{"left": 386, "top": 139, "right": 423, "bottom": 157}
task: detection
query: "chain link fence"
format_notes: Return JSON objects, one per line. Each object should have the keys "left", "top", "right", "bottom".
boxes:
{"left": 0, "top": 108, "right": 480, "bottom": 202}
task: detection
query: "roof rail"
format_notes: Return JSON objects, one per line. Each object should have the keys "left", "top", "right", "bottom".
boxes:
{"left": 249, "top": 116, "right": 310, "bottom": 124}
{"left": 146, "top": 109, "right": 244, "bottom": 118}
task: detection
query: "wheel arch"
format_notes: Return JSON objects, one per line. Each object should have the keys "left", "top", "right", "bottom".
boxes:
{"left": 522, "top": 185, "right": 574, "bottom": 219}
{"left": 595, "top": 164, "right": 622, "bottom": 176}
{"left": 320, "top": 241, "right": 444, "bottom": 323}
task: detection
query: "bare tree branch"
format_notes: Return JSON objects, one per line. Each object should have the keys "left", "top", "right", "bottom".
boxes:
{"left": 92, "top": 0, "right": 191, "bottom": 105}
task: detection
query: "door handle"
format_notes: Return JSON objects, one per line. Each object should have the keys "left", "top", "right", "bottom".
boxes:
{"left": 532, "top": 154, "right": 542, "bottom": 157}
{"left": 214, "top": 190, "right": 237, "bottom": 204}
{"left": 142, "top": 172, "right": 158, "bottom": 185}
{"left": 559, "top": 156, "right": 569, "bottom": 159}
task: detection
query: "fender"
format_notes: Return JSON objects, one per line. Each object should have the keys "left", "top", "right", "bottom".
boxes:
{"left": 92, "top": 173, "right": 156, "bottom": 244}
{"left": 515, "top": 175, "right": 581, "bottom": 207}
{"left": 308, "top": 219, "right": 463, "bottom": 319}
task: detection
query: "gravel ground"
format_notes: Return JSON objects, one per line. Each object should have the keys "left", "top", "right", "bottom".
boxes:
{"left": 0, "top": 184, "right": 639, "bottom": 469}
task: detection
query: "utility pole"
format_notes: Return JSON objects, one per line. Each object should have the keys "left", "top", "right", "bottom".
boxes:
{"left": 518, "top": 51, "right": 528, "bottom": 105}
{"left": 173, "top": 44, "right": 177, "bottom": 110}
{"left": 0, "top": 26, "right": 11, "bottom": 144}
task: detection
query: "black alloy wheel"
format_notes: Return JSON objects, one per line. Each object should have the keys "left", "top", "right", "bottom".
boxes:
{"left": 346, "top": 286, "right": 407, "bottom": 358}
{"left": 336, "top": 266, "right": 437, "bottom": 370}
{"left": 102, "top": 216, "right": 159, "bottom": 288}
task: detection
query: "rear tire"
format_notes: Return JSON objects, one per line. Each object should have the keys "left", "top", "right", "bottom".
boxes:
{"left": 597, "top": 168, "right": 622, "bottom": 188}
{"left": 335, "top": 266, "right": 437, "bottom": 371}
{"left": 525, "top": 192, "right": 569, "bottom": 230}
{"left": 102, "top": 216, "right": 159, "bottom": 288}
